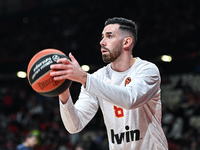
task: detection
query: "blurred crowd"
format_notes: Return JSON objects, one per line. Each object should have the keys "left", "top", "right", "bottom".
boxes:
{"left": 0, "top": 81, "right": 108, "bottom": 150}
{"left": 0, "top": 0, "right": 200, "bottom": 149}
{"left": 1, "top": 73, "right": 200, "bottom": 150}
{"left": 161, "top": 73, "right": 200, "bottom": 150}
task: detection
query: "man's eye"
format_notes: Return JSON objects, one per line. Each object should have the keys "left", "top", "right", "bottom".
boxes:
{"left": 108, "top": 35, "right": 113, "bottom": 38}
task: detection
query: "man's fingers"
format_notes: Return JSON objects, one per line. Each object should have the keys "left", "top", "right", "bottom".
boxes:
{"left": 52, "top": 74, "right": 68, "bottom": 80}
{"left": 57, "top": 57, "right": 70, "bottom": 64}
{"left": 50, "top": 69, "right": 69, "bottom": 80}
{"left": 69, "top": 53, "right": 79, "bottom": 66}
{"left": 69, "top": 53, "right": 75, "bottom": 61}
{"left": 50, "top": 53, "right": 82, "bottom": 82}
{"left": 50, "top": 63, "right": 66, "bottom": 70}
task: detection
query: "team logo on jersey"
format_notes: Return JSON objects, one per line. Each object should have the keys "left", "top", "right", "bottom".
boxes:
{"left": 125, "top": 77, "right": 131, "bottom": 86}
{"left": 113, "top": 106, "right": 124, "bottom": 118}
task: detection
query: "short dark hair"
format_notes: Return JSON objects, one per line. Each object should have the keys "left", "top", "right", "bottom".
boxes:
{"left": 105, "top": 17, "right": 138, "bottom": 43}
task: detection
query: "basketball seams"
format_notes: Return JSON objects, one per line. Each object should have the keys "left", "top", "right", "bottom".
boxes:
{"left": 31, "top": 69, "right": 52, "bottom": 85}
{"left": 27, "top": 49, "right": 65, "bottom": 78}
{"left": 28, "top": 53, "right": 66, "bottom": 84}
{"left": 28, "top": 53, "right": 52, "bottom": 81}
{"left": 28, "top": 53, "right": 64, "bottom": 78}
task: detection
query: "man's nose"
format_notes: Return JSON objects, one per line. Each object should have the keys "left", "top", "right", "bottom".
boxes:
{"left": 100, "top": 38, "right": 106, "bottom": 46}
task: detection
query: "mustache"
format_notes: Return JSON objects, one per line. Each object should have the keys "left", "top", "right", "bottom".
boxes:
{"left": 101, "top": 46, "right": 110, "bottom": 51}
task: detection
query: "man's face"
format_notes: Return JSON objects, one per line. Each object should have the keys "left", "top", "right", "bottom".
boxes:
{"left": 100, "top": 24, "right": 123, "bottom": 63}
{"left": 27, "top": 136, "right": 37, "bottom": 147}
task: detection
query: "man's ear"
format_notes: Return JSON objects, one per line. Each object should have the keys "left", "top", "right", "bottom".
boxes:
{"left": 123, "top": 37, "right": 133, "bottom": 50}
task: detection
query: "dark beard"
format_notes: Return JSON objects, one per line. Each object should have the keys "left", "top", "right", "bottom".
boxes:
{"left": 102, "top": 45, "right": 122, "bottom": 63}
{"left": 102, "top": 54, "right": 111, "bottom": 63}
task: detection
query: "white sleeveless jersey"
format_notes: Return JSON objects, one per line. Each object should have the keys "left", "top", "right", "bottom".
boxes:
{"left": 59, "top": 57, "right": 168, "bottom": 150}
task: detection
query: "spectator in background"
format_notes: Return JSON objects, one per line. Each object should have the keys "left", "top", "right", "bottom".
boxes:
{"left": 16, "top": 133, "right": 37, "bottom": 150}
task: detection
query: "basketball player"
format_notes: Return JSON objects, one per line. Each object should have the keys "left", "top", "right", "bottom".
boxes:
{"left": 50, "top": 17, "right": 168, "bottom": 150}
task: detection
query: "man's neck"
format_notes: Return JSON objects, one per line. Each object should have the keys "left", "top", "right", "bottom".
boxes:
{"left": 111, "top": 55, "right": 135, "bottom": 72}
